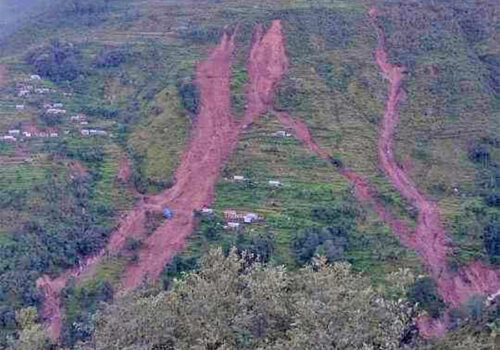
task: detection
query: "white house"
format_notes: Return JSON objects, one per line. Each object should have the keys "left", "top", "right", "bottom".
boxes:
{"left": 15, "top": 105, "right": 25, "bottom": 110}
{"left": 227, "top": 222, "right": 240, "bottom": 229}
{"left": 234, "top": 175, "right": 246, "bottom": 181}
{"left": 89, "top": 130, "right": 107, "bottom": 136}
{"left": 201, "top": 208, "right": 214, "bottom": 214}
{"left": 8, "top": 130, "right": 20, "bottom": 135}
{"left": 22, "top": 132, "right": 32, "bottom": 138}
{"left": 50, "top": 133, "right": 58, "bottom": 138}
{"left": 243, "top": 213, "right": 258, "bottom": 223}
{"left": 81, "top": 129, "right": 90, "bottom": 136}
{"left": 71, "top": 114, "right": 86, "bottom": 122}
{"left": 30, "top": 75, "right": 41, "bottom": 80}
{"left": 46, "top": 108, "right": 66, "bottom": 114}
{"left": 18, "top": 89, "right": 30, "bottom": 97}
{"left": 2, "top": 135, "right": 16, "bottom": 141}
{"left": 268, "top": 180, "right": 282, "bottom": 187}
{"left": 272, "top": 130, "right": 292, "bottom": 138}
{"left": 53, "top": 103, "right": 63, "bottom": 108}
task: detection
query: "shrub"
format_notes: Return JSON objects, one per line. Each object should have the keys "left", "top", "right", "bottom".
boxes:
{"left": 177, "top": 80, "right": 199, "bottom": 114}
{"left": 407, "top": 277, "right": 446, "bottom": 318}
{"left": 94, "top": 47, "right": 129, "bottom": 68}
{"left": 484, "top": 221, "right": 500, "bottom": 264}
{"left": 25, "top": 39, "right": 81, "bottom": 82}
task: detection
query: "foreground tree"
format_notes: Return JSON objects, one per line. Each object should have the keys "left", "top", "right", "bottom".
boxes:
{"left": 91, "top": 248, "right": 415, "bottom": 350}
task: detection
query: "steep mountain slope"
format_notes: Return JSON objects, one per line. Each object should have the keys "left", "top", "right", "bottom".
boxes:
{"left": 0, "top": 0, "right": 499, "bottom": 348}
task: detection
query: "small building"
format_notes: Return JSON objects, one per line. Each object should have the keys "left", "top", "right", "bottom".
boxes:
{"left": 22, "top": 132, "right": 32, "bottom": 138}
{"left": 89, "top": 129, "right": 107, "bottom": 136}
{"left": 243, "top": 213, "right": 258, "bottom": 223}
{"left": 50, "top": 133, "right": 58, "bottom": 138}
{"left": 268, "top": 180, "right": 282, "bottom": 187}
{"left": 15, "top": 105, "right": 25, "bottom": 110}
{"left": 272, "top": 130, "right": 292, "bottom": 138}
{"left": 30, "top": 75, "right": 41, "bottom": 80}
{"left": 81, "top": 129, "right": 90, "bottom": 136}
{"left": 8, "top": 130, "right": 20, "bottom": 136}
{"left": 71, "top": 114, "right": 86, "bottom": 122}
{"left": 35, "top": 88, "right": 50, "bottom": 94}
{"left": 227, "top": 222, "right": 240, "bottom": 229}
{"left": 43, "top": 103, "right": 52, "bottom": 109}
{"left": 201, "top": 208, "right": 214, "bottom": 214}
{"left": 223, "top": 210, "right": 238, "bottom": 220}
{"left": 18, "top": 89, "right": 30, "bottom": 97}
{"left": 2, "top": 135, "right": 16, "bottom": 142}
{"left": 53, "top": 103, "right": 63, "bottom": 108}
{"left": 80, "top": 121, "right": 89, "bottom": 125}
{"left": 233, "top": 175, "right": 246, "bottom": 181}
{"left": 46, "top": 108, "right": 66, "bottom": 114}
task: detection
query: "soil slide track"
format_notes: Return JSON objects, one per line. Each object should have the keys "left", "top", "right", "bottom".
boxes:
{"left": 37, "top": 21, "right": 288, "bottom": 341}
{"left": 369, "top": 6, "right": 499, "bottom": 309}
{"left": 121, "top": 28, "right": 239, "bottom": 288}
{"left": 123, "top": 19, "right": 288, "bottom": 287}
{"left": 277, "top": 8, "right": 499, "bottom": 337}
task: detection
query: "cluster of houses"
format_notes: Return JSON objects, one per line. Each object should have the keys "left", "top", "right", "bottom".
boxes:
{"left": 1, "top": 125, "right": 59, "bottom": 142}
{"left": 197, "top": 206, "right": 263, "bottom": 230}
{"left": 44, "top": 102, "right": 67, "bottom": 115}
{"left": 17, "top": 75, "right": 54, "bottom": 97}
{"left": 222, "top": 210, "right": 261, "bottom": 229}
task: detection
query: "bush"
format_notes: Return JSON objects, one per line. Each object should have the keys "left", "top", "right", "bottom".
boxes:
{"left": 407, "top": 277, "right": 446, "bottom": 318}
{"left": 484, "top": 221, "right": 500, "bottom": 264}
{"left": 25, "top": 39, "right": 81, "bottom": 82}
{"left": 485, "top": 193, "right": 500, "bottom": 207}
{"left": 94, "top": 47, "right": 129, "bottom": 68}
{"left": 468, "top": 142, "right": 490, "bottom": 165}
{"left": 124, "top": 237, "right": 142, "bottom": 252}
{"left": 40, "top": 111, "right": 62, "bottom": 126}
{"left": 177, "top": 80, "right": 199, "bottom": 114}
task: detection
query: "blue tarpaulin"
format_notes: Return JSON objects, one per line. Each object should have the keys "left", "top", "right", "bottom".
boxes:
{"left": 162, "top": 207, "right": 173, "bottom": 219}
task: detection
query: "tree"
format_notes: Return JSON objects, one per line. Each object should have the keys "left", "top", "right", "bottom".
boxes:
{"left": 92, "top": 248, "right": 415, "bottom": 350}
{"left": 9, "top": 308, "right": 51, "bottom": 350}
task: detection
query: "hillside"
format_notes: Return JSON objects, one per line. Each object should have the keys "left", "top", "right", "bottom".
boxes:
{"left": 0, "top": 0, "right": 499, "bottom": 349}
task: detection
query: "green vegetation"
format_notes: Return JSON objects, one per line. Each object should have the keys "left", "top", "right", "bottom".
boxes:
{"left": 0, "top": 0, "right": 499, "bottom": 347}
{"left": 91, "top": 248, "right": 417, "bottom": 350}
{"left": 128, "top": 87, "right": 190, "bottom": 193}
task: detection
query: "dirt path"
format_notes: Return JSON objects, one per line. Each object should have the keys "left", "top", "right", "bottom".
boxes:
{"left": 37, "top": 21, "right": 289, "bottom": 340}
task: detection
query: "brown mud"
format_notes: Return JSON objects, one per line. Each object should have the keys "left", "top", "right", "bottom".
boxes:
{"left": 37, "top": 21, "right": 288, "bottom": 341}
{"left": 279, "top": 7, "right": 500, "bottom": 338}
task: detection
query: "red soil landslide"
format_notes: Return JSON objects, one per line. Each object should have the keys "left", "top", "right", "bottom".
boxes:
{"left": 277, "top": 8, "right": 499, "bottom": 338}
{"left": 370, "top": 6, "right": 499, "bottom": 305}
{"left": 37, "top": 21, "right": 288, "bottom": 341}
{"left": 123, "top": 19, "right": 288, "bottom": 288}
